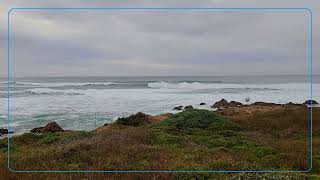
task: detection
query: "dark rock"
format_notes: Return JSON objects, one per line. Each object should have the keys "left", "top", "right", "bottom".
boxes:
{"left": 229, "top": 101, "right": 242, "bottom": 107}
{"left": 0, "top": 129, "right": 8, "bottom": 135}
{"left": 103, "top": 123, "right": 110, "bottom": 127}
{"left": 252, "top": 102, "right": 280, "bottom": 106}
{"left": 184, "top": 105, "right": 194, "bottom": 111}
{"left": 31, "top": 122, "right": 64, "bottom": 133}
{"left": 200, "top": 102, "right": 206, "bottom": 105}
{"left": 303, "top": 100, "right": 319, "bottom": 105}
{"left": 211, "top": 99, "right": 229, "bottom": 108}
{"left": 0, "top": 129, "right": 13, "bottom": 135}
{"left": 172, "top": 106, "right": 183, "bottom": 111}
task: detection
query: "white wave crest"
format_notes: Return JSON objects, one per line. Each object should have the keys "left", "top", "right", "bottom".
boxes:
{"left": 26, "top": 88, "right": 84, "bottom": 95}
{"left": 147, "top": 81, "right": 314, "bottom": 90}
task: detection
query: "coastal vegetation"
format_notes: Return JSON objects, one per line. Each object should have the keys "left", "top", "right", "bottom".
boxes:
{"left": 0, "top": 103, "right": 319, "bottom": 179}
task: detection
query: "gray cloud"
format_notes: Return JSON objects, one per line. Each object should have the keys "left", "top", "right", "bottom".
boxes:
{"left": 0, "top": 0, "right": 319, "bottom": 77}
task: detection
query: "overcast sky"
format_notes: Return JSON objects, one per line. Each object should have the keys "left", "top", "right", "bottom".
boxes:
{"left": 0, "top": 0, "right": 319, "bottom": 77}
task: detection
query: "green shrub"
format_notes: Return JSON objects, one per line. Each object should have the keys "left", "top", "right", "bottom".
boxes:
{"left": 152, "top": 132, "right": 180, "bottom": 145}
{"left": 161, "top": 109, "right": 239, "bottom": 130}
{"left": 115, "top": 112, "right": 151, "bottom": 126}
{"left": 252, "top": 146, "right": 277, "bottom": 158}
{"left": 0, "top": 141, "right": 7, "bottom": 152}
{"left": 39, "top": 133, "right": 60, "bottom": 144}
{"left": 12, "top": 133, "right": 45, "bottom": 145}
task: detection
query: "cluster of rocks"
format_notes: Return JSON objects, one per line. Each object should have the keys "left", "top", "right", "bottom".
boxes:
{"left": 172, "top": 105, "right": 194, "bottom": 111}
{"left": 303, "top": 100, "right": 319, "bottom": 105}
{"left": 172, "top": 99, "right": 319, "bottom": 111}
{"left": 31, "top": 122, "right": 64, "bottom": 133}
{"left": 211, "top": 99, "right": 242, "bottom": 109}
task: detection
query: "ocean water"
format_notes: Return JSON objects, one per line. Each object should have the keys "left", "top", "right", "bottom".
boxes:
{"left": 0, "top": 75, "right": 319, "bottom": 134}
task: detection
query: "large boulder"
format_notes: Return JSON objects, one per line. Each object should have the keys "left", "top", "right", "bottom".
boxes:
{"left": 211, "top": 99, "right": 229, "bottom": 108}
{"left": 31, "top": 122, "right": 64, "bottom": 133}
{"left": 303, "top": 100, "right": 319, "bottom": 105}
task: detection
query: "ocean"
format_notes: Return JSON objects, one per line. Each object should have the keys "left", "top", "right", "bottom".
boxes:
{"left": 0, "top": 75, "right": 319, "bottom": 134}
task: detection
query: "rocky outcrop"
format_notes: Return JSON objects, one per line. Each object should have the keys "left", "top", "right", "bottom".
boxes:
{"left": 184, "top": 105, "right": 194, "bottom": 111}
{"left": 211, "top": 99, "right": 229, "bottom": 108}
{"left": 211, "top": 99, "right": 242, "bottom": 108}
{"left": 31, "top": 122, "right": 64, "bottom": 133}
{"left": 303, "top": 100, "right": 319, "bottom": 105}
{"left": 252, "top": 102, "right": 280, "bottom": 106}
{"left": 172, "top": 106, "right": 183, "bottom": 111}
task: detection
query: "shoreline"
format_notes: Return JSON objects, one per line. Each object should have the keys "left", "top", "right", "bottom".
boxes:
{"left": 1, "top": 99, "right": 317, "bottom": 138}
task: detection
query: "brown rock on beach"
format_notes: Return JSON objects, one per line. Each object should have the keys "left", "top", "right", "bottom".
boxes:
{"left": 31, "top": 122, "right": 64, "bottom": 133}
{"left": 211, "top": 99, "right": 229, "bottom": 108}
{"left": 211, "top": 99, "right": 242, "bottom": 108}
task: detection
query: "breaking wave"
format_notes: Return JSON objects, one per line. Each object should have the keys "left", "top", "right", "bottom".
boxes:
{"left": 148, "top": 81, "right": 274, "bottom": 90}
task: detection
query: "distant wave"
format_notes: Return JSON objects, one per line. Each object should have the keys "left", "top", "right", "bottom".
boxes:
{"left": 148, "top": 81, "right": 216, "bottom": 89}
{"left": 26, "top": 88, "right": 84, "bottom": 95}
{"left": 0, "top": 82, "right": 113, "bottom": 87}
{"left": 0, "top": 81, "right": 16, "bottom": 84}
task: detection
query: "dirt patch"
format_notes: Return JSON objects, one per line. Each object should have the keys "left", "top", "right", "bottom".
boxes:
{"left": 218, "top": 105, "right": 283, "bottom": 118}
{"left": 148, "top": 113, "right": 172, "bottom": 123}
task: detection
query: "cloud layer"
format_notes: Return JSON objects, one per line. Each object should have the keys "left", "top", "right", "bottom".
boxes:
{"left": 1, "top": 0, "right": 319, "bottom": 77}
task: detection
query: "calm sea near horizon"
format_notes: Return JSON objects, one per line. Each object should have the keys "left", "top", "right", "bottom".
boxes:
{"left": 0, "top": 75, "right": 319, "bottom": 134}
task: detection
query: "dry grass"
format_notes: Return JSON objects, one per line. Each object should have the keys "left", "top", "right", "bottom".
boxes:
{"left": 0, "top": 106, "right": 318, "bottom": 179}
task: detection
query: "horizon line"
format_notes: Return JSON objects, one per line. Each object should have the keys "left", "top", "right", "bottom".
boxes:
{"left": 0, "top": 74, "right": 317, "bottom": 78}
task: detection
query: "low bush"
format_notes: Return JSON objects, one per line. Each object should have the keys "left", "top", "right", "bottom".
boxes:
{"left": 38, "top": 133, "right": 61, "bottom": 144}
{"left": 160, "top": 109, "right": 239, "bottom": 130}
{"left": 115, "top": 112, "right": 151, "bottom": 126}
